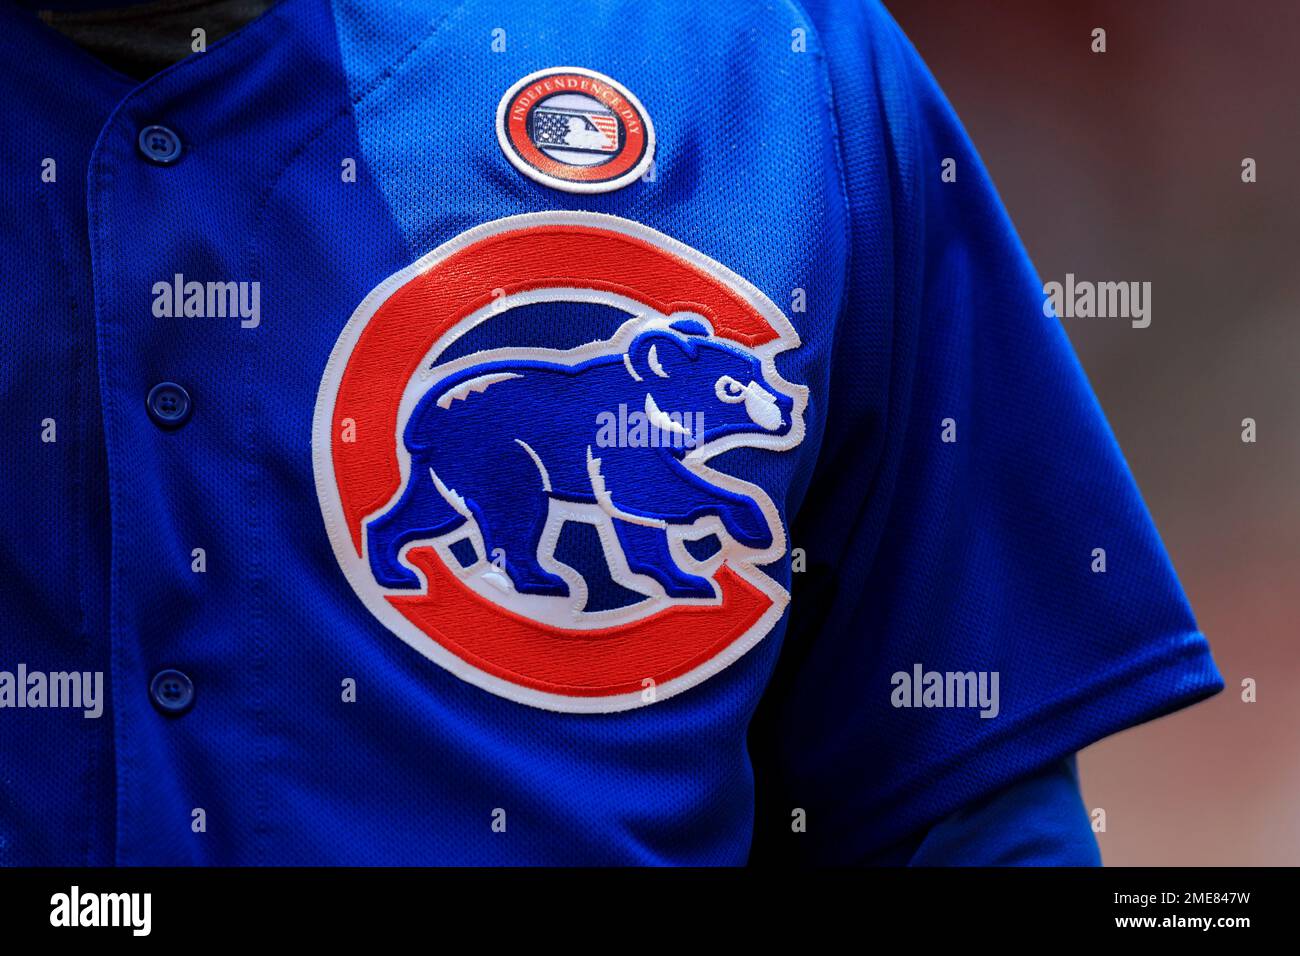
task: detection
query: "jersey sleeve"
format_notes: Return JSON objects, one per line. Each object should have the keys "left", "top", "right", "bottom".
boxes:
{"left": 755, "top": 0, "right": 1223, "bottom": 863}
{"left": 903, "top": 755, "right": 1101, "bottom": 866}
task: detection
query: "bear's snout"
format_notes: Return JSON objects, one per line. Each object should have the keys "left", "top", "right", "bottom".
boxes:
{"left": 716, "top": 374, "right": 785, "bottom": 432}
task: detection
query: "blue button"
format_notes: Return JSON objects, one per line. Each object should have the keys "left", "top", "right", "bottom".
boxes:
{"left": 138, "top": 125, "right": 183, "bottom": 165}
{"left": 149, "top": 669, "right": 195, "bottom": 715}
{"left": 147, "top": 382, "right": 192, "bottom": 429}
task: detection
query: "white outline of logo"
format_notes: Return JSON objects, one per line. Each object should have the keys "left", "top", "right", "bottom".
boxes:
{"left": 313, "top": 212, "right": 806, "bottom": 712}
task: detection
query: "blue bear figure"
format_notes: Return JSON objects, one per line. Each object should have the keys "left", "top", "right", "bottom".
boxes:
{"left": 366, "top": 314, "right": 795, "bottom": 600}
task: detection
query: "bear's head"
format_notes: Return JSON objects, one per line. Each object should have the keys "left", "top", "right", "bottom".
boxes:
{"left": 625, "top": 316, "right": 794, "bottom": 448}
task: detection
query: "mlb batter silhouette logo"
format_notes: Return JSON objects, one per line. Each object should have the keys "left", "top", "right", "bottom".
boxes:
{"left": 313, "top": 212, "right": 807, "bottom": 711}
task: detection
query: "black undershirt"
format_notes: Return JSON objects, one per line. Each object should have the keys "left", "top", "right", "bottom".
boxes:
{"left": 36, "top": 0, "right": 274, "bottom": 79}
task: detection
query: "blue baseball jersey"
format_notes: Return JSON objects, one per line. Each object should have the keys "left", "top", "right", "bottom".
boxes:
{"left": 0, "top": 0, "right": 1221, "bottom": 865}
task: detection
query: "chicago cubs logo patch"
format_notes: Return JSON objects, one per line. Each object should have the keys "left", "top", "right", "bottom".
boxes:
{"left": 313, "top": 212, "right": 806, "bottom": 712}
{"left": 496, "top": 67, "right": 654, "bottom": 193}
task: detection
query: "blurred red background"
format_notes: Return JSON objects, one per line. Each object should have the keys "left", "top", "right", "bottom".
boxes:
{"left": 888, "top": 0, "right": 1299, "bottom": 865}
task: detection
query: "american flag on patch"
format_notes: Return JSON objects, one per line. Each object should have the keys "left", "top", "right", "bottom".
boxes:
{"left": 530, "top": 108, "right": 620, "bottom": 154}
